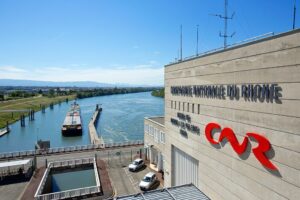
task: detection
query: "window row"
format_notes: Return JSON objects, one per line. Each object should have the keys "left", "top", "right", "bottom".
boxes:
{"left": 170, "top": 101, "right": 200, "bottom": 114}
{"left": 144, "top": 124, "right": 165, "bottom": 144}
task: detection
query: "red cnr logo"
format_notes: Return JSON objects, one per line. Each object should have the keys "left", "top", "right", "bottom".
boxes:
{"left": 205, "top": 122, "right": 277, "bottom": 170}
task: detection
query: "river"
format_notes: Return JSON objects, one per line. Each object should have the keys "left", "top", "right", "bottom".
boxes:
{"left": 0, "top": 92, "right": 164, "bottom": 153}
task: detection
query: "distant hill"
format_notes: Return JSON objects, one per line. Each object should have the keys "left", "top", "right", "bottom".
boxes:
{"left": 0, "top": 79, "right": 155, "bottom": 87}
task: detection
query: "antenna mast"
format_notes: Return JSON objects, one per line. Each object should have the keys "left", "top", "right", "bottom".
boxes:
{"left": 211, "top": 0, "right": 235, "bottom": 48}
{"left": 180, "top": 25, "right": 183, "bottom": 61}
{"left": 196, "top": 25, "right": 199, "bottom": 56}
{"left": 293, "top": 0, "right": 297, "bottom": 30}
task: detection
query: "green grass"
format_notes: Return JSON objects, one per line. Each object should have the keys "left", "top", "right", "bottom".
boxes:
{"left": 0, "top": 95, "right": 76, "bottom": 128}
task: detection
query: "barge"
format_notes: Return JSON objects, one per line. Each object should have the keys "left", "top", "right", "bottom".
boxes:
{"left": 61, "top": 102, "right": 82, "bottom": 136}
{"left": 0, "top": 127, "right": 10, "bottom": 137}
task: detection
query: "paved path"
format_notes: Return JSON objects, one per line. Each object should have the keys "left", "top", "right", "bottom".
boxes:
{"left": 0, "top": 182, "right": 28, "bottom": 200}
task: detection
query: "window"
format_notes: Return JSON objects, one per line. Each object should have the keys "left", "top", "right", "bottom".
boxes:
{"left": 160, "top": 131, "right": 165, "bottom": 144}
{"left": 183, "top": 102, "right": 185, "bottom": 112}
{"left": 192, "top": 104, "right": 194, "bottom": 113}
{"left": 149, "top": 125, "right": 154, "bottom": 136}
{"left": 144, "top": 124, "right": 149, "bottom": 133}
{"left": 187, "top": 103, "right": 189, "bottom": 112}
{"left": 198, "top": 104, "right": 200, "bottom": 114}
{"left": 154, "top": 128, "right": 159, "bottom": 143}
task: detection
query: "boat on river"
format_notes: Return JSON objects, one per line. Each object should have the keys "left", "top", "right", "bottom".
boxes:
{"left": 0, "top": 127, "right": 10, "bottom": 137}
{"left": 61, "top": 102, "right": 82, "bottom": 136}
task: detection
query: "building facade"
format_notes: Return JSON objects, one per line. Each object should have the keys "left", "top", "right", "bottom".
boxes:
{"left": 144, "top": 117, "right": 165, "bottom": 172}
{"left": 146, "top": 29, "right": 300, "bottom": 200}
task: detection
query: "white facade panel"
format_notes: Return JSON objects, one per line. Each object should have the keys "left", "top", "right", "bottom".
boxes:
{"left": 172, "top": 145, "right": 199, "bottom": 187}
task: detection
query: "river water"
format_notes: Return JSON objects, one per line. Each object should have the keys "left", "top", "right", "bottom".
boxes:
{"left": 0, "top": 92, "right": 164, "bottom": 153}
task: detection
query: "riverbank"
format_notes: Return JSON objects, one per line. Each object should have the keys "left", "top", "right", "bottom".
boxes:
{"left": 151, "top": 88, "right": 164, "bottom": 98}
{"left": 0, "top": 95, "right": 76, "bottom": 128}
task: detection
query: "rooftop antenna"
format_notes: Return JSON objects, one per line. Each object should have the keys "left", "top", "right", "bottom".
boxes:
{"left": 211, "top": 0, "right": 235, "bottom": 48}
{"left": 293, "top": 0, "right": 297, "bottom": 29}
{"left": 179, "top": 25, "right": 183, "bottom": 61}
{"left": 196, "top": 25, "right": 199, "bottom": 56}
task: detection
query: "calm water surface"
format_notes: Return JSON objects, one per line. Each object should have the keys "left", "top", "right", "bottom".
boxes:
{"left": 51, "top": 168, "right": 96, "bottom": 192}
{"left": 0, "top": 92, "right": 164, "bottom": 152}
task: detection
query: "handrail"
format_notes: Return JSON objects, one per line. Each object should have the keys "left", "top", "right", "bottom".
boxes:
{"left": 0, "top": 140, "right": 144, "bottom": 159}
{"left": 169, "top": 32, "right": 275, "bottom": 65}
{"left": 35, "top": 185, "right": 100, "bottom": 200}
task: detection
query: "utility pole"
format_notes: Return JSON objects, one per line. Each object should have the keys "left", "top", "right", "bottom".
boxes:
{"left": 211, "top": 0, "right": 235, "bottom": 48}
{"left": 196, "top": 25, "right": 199, "bottom": 56}
{"left": 293, "top": 0, "right": 297, "bottom": 30}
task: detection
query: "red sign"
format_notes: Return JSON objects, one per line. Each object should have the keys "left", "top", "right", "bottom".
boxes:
{"left": 205, "top": 122, "right": 277, "bottom": 170}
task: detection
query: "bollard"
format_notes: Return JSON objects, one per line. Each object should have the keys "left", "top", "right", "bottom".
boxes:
{"left": 139, "top": 149, "right": 142, "bottom": 159}
{"left": 33, "top": 155, "right": 37, "bottom": 170}
{"left": 20, "top": 115, "right": 25, "bottom": 127}
{"left": 107, "top": 151, "right": 110, "bottom": 165}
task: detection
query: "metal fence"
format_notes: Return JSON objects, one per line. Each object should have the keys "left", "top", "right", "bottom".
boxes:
{"left": 169, "top": 32, "right": 275, "bottom": 65}
{"left": 34, "top": 157, "right": 101, "bottom": 200}
{"left": 105, "top": 147, "right": 145, "bottom": 168}
{"left": 0, "top": 140, "right": 144, "bottom": 160}
{"left": 35, "top": 186, "right": 101, "bottom": 200}
{"left": 48, "top": 157, "right": 94, "bottom": 168}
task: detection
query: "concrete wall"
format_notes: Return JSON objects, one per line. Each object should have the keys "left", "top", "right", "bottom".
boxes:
{"left": 164, "top": 29, "right": 300, "bottom": 200}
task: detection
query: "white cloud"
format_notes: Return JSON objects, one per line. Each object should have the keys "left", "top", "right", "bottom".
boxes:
{"left": 0, "top": 66, "right": 27, "bottom": 73}
{"left": 0, "top": 65, "right": 164, "bottom": 86}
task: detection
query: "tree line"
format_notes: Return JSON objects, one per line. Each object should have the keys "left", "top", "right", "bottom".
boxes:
{"left": 76, "top": 87, "right": 158, "bottom": 99}
{"left": 151, "top": 88, "right": 164, "bottom": 98}
{"left": 0, "top": 86, "right": 162, "bottom": 101}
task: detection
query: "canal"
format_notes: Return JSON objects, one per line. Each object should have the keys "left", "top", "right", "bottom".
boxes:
{"left": 0, "top": 92, "right": 164, "bottom": 153}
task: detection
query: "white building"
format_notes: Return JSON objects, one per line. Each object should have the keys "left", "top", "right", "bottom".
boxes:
{"left": 145, "top": 29, "right": 300, "bottom": 200}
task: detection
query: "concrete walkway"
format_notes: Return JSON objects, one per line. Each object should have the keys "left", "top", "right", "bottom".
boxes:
{"left": 0, "top": 182, "right": 28, "bottom": 200}
{"left": 88, "top": 107, "right": 103, "bottom": 145}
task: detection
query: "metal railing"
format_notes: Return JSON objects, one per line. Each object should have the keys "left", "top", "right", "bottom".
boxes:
{"left": 0, "top": 140, "right": 144, "bottom": 159}
{"left": 48, "top": 157, "right": 94, "bottom": 168}
{"left": 35, "top": 186, "right": 101, "bottom": 200}
{"left": 34, "top": 157, "right": 101, "bottom": 200}
{"left": 169, "top": 32, "right": 275, "bottom": 65}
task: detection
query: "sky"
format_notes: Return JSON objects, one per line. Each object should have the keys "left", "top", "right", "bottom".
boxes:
{"left": 0, "top": 0, "right": 299, "bottom": 86}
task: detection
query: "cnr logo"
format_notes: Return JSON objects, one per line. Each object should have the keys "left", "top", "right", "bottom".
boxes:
{"left": 205, "top": 122, "right": 277, "bottom": 170}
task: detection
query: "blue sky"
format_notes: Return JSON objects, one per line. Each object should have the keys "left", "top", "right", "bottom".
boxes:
{"left": 0, "top": 0, "right": 298, "bottom": 85}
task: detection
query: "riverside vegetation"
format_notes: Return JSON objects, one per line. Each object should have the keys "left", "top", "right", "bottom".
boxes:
{"left": 151, "top": 88, "right": 164, "bottom": 98}
{"left": 0, "top": 95, "right": 75, "bottom": 128}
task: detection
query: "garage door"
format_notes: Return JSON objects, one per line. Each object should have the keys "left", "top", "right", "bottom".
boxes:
{"left": 172, "top": 145, "right": 199, "bottom": 187}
